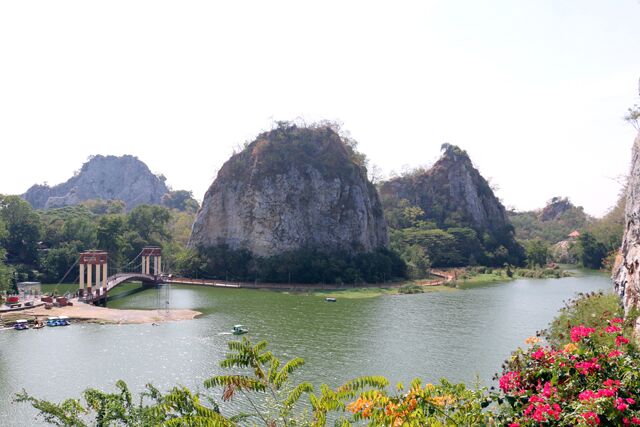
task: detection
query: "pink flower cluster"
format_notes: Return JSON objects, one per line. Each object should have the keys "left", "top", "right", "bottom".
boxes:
{"left": 499, "top": 371, "right": 521, "bottom": 393}
{"left": 571, "top": 325, "right": 596, "bottom": 342}
{"left": 575, "top": 358, "right": 601, "bottom": 375}
{"left": 523, "top": 395, "right": 562, "bottom": 423}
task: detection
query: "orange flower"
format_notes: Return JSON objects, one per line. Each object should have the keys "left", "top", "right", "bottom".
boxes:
{"left": 563, "top": 343, "right": 578, "bottom": 353}
{"left": 525, "top": 336, "right": 541, "bottom": 345}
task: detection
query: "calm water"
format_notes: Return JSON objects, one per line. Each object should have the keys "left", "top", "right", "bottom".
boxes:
{"left": 0, "top": 272, "right": 610, "bottom": 425}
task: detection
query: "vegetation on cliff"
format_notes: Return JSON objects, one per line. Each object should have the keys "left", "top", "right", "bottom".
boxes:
{"left": 510, "top": 194, "right": 625, "bottom": 270}
{"left": 188, "top": 122, "right": 399, "bottom": 283}
{"left": 380, "top": 144, "right": 525, "bottom": 272}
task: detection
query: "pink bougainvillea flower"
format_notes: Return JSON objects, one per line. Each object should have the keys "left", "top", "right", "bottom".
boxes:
{"left": 575, "top": 359, "right": 601, "bottom": 375}
{"left": 499, "top": 371, "right": 521, "bottom": 393}
{"left": 581, "top": 411, "right": 600, "bottom": 426}
{"left": 579, "top": 390, "right": 597, "bottom": 401}
{"left": 571, "top": 325, "right": 596, "bottom": 342}
{"left": 616, "top": 336, "right": 630, "bottom": 347}
{"left": 606, "top": 325, "right": 622, "bottom": 333}
{"left": 611, "top": 318, "right": 624, "bottom": 323}
{"left": 608, "top": 350, "right": 623, "bottom": 358}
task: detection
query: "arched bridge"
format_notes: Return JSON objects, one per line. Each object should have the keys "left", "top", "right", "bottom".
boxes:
{"left": 105, "top": 273, "right": 161, "bottom": 291}
{"left": 77, "top": 248, "right": 165, "bottom": 305}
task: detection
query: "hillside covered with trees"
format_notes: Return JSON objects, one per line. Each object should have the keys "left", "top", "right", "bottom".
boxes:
{"left": 379, "top": 144, "right": 525, "bottom": 276}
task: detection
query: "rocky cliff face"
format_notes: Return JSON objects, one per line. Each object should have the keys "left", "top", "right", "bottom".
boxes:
{"left": 189, "top": 124, "right": 388, "bottom": 257}
{"left": 23, "top": 155, "right": 169, "bottom": 210}
{"left": 613, "top": 132, "right": 640, "bottom": 319}
{"left": 381, "top": 144, "right": 512, "bottom": 231}
{"left": 379, "top": 143, "right": 525, "bottom": 265}
{"left": 540, "top": 197, "right": 576, "bottom": 221}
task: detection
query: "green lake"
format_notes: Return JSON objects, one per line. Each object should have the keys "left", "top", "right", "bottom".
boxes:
{"left": 0, "top": 271, "right": 610, "bottom": 425}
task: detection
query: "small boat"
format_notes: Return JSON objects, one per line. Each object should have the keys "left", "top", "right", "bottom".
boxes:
{"left": 232, "top": 324, "right": 248, "bottom": 335}
{"left": 46, "top": 316, "right": 59, "bottom": 327}
{"left": 14, "top": 320, "right": 29, "bottom": 330}
{"left": 32, "top": 323, "right": 45, "bottom": 330}
{"left": 58, "top": 316, "right": 71, "bottom": 326}
{"left": 325, "top": 297, "right": 337, "bottom": 302}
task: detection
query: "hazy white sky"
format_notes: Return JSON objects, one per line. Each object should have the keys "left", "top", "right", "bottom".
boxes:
{"left": 1, "top": 1, "right": 638, "bottom": 217}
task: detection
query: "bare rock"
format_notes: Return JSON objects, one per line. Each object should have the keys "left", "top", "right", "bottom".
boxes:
{"left": 189, "top": 124, "right": 388, "bottom": 256}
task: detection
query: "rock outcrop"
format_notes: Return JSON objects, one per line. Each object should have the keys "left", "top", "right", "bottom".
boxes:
{"left": 539, "top": 197, "right": 576, "bottom": 221}
{"left": 379, "top": 143, "right": 525, "bottom": 266}
{"left": 189, "top": 123, "right": 388, "bottom": 257}
{"left": 613, "top": 132, "right": 640, "bottom": 320}
{"left": 23, "top": 155, "right": 169, "bottom": 210}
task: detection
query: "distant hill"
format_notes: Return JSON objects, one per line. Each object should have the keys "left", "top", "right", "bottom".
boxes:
{"left": 22, "top": 155, "right": 198, "bottom": 212}
{"left": 508, "top": 197, "right": 592, "bottom": 244}
{"left": 379, "top": 144, "right": 525, "bottom": 270}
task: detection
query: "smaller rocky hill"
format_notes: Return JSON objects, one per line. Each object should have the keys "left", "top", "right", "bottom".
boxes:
{"left": 23, "top": 155, "right": 170, "bottom": 210}
{"left": 380, "top": 144, "right": 525, "bottom": 267}
{"left": 539, "top": 197, "right": 576, "bottom": 221}
{"left": 509, "top": 197, "right": 591, "bottom": 245}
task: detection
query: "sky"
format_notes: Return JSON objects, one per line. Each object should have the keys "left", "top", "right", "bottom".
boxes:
{"left": 0, "top": 1, "right": 638, "bottom": 217}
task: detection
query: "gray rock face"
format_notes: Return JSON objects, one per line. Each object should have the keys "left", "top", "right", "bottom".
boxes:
{"left": 613, "top": 132, "right": 640, "bottom": 318}
{"left": 22, "top": 155, "right": 169, "bottom": 210}
{"left": 540, "top": 197, "right": 575, "bottom": 221}
{"left": 189, "top": 124, "right": 388, "bottom": 257}
{"left": 380, "top": 144, "right": 510, "bottom": 232}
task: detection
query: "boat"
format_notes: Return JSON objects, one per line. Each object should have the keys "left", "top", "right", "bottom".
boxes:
{"left": 58, "top": 316, "right": 71, "bottom": 326}
{"left": 325, "top": 297, "right": 337, "bottom": 302}
{"left": 46, "top": 316, "right": 59, "bottom": 327}
{"left": 232, "top": 324, "right": 248, "bottom": 335}
{"left": 14, "top": 320, "right": 29, "bottom": 330}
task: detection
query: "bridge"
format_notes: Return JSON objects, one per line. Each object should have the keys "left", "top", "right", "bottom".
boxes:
{"left": 76, "top": 247, "right": 165, "bottom": 306}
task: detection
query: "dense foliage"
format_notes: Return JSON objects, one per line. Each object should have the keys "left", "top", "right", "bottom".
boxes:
{"left": 20, "top": 292, "right": 640, "bottom": 426}
{"left": 0, "top": 195, "right": 196, "bottom": 285}
{"left": 387, "top": 206, "right": 524, "bottom": 271}
{"left": 382, "top": 145, "right": 525, "bottom": 272}
{"left": 510, "top": 193, "right": 625, "bottom": 270}
{"left": 509, "top": 203, "right": 592, "bottom": 249}
{"left": 177, "top": 245, "right": 407, "bottom": 285}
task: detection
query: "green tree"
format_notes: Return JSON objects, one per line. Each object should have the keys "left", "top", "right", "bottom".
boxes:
{"left": 0, "top": 195, "right": 43, "bottom": 265}
{"left": 96, "top": 215, "right": 128, "bottom": 266}
{"left": 576, "top": 232, "right": 607, "bottom": 269}
{"left": 127, "top": 205, "right": 171, "bottom": 246}
{"left": 525, "top": 238, "right": 549, "bottom": 267}
{"left": 161, "top": 190, "right": 200, "bottom": 213}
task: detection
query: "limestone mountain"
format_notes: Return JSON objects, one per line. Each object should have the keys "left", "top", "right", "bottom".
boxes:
{"left": 189, "top": 123, "right": 388, "bottom": 257}
{"left": 539, "top": 197, "right": 578, "bottom": 221}
{"left": 380, "top": 143, "right": 525, "bottom": 267}
{"left": 23, "top": 155, "right": 171, "bottom": 210}
{"left": 614, "top": 131, "right": 640, "bottom": 321}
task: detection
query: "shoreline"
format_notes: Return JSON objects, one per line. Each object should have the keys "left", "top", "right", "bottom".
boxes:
{"left": 1, "top": 301, "right": 201, "bottom": 325}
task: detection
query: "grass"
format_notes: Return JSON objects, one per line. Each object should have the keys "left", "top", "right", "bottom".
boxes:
{"left": 305, "top": 283, "right": 455, "bottom": 299}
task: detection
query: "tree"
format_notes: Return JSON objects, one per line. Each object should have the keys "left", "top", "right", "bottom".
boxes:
{"left": 576, "top": 232, "right": 607, "bottom": 269}
{"left": 161, "top": 190, "right": 199, "bottom": 213}
{"left": 525, "top": 239, "right": 549, "bottom": 267}
{"left": 625, "top": 103, "right": 640, "bottom": 130}
{"left": 127, "top": 205, "right": 171, "bottom": 246}
{"left": 0, "top": 195, "right": 43, "bottom": 265}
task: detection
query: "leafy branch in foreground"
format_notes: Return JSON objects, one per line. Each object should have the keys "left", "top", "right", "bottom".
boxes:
{"left": 15, "top": 380, "right": 227, "bottom": 427}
